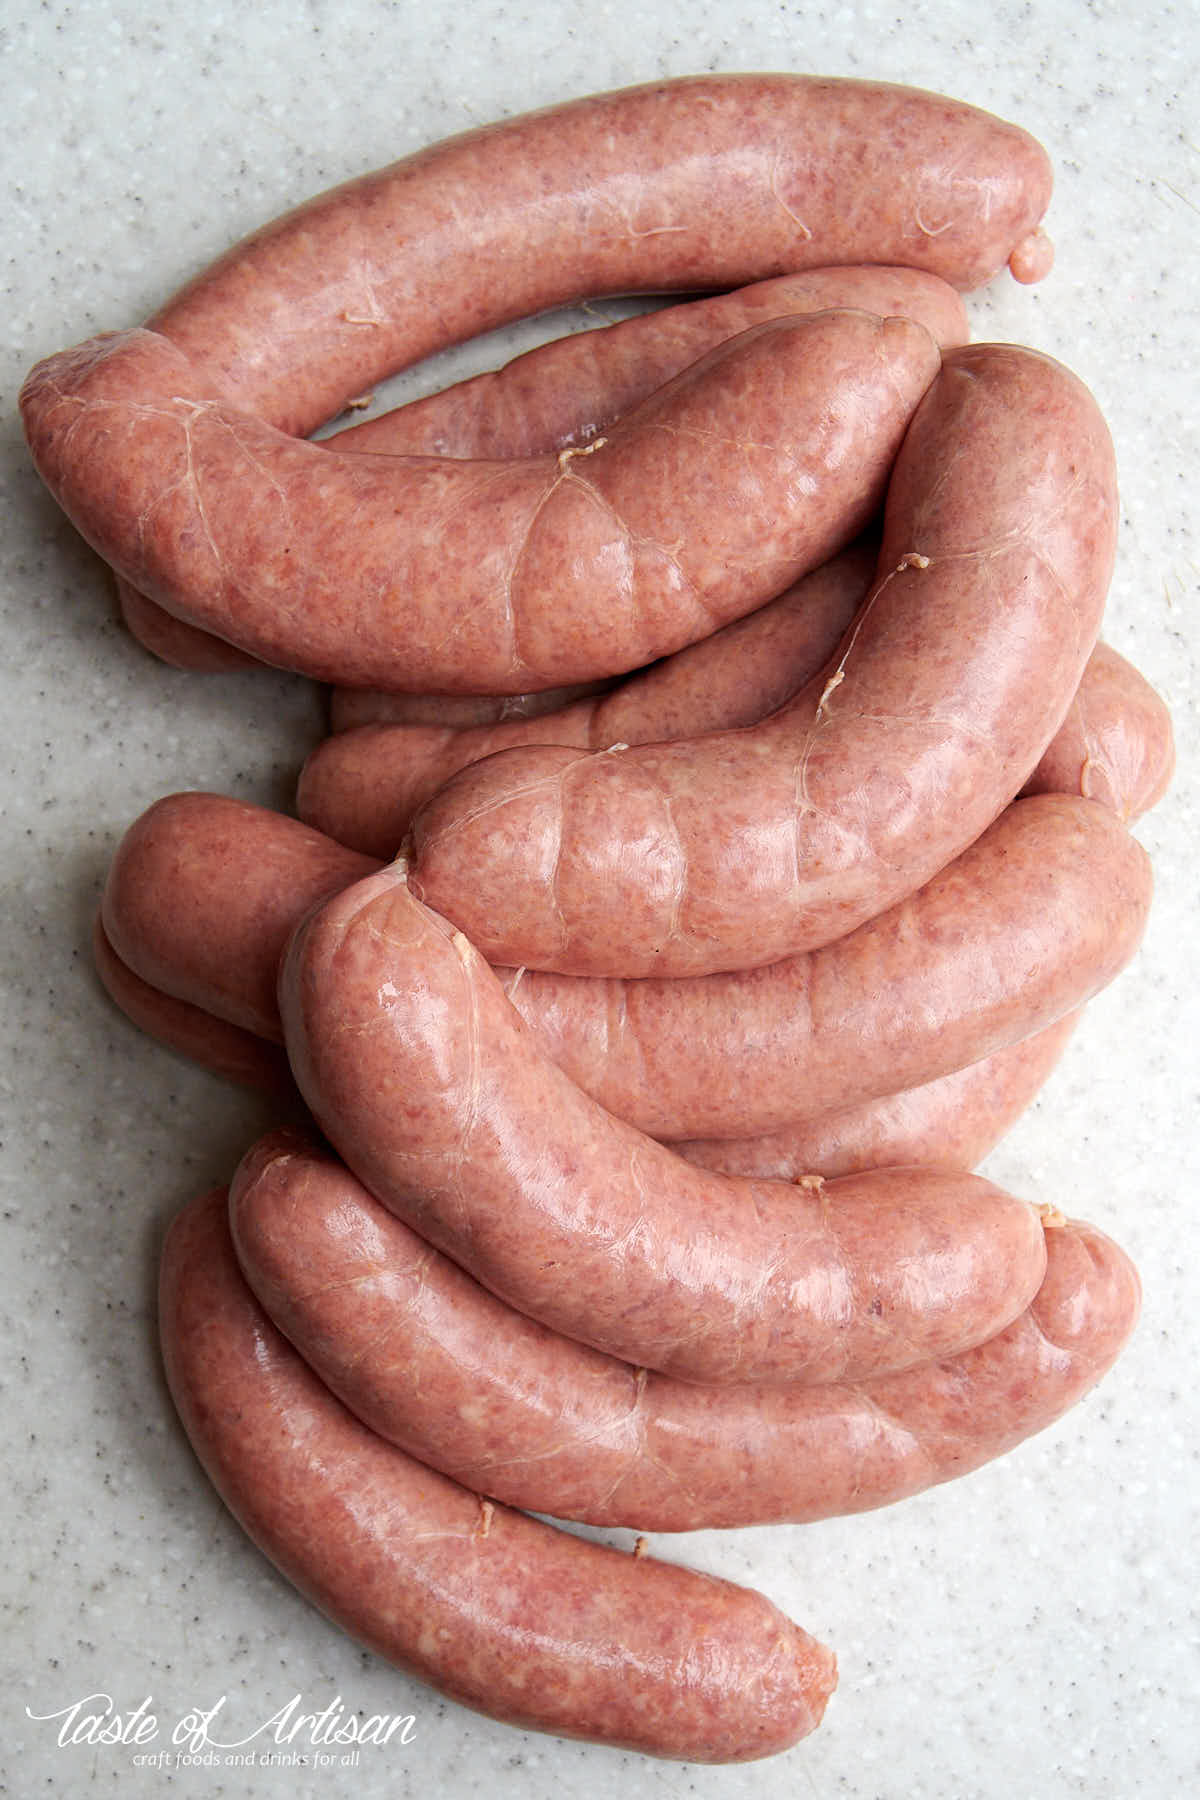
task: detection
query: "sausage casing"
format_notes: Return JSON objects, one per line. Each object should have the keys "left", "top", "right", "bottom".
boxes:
{"left": 161, "top": 1187, "right": 837, "bottom": 1759}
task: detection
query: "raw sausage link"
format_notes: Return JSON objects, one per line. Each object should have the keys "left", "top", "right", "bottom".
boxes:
{"left": 406, "top": 344, "right": 1118, "bottom": 975}
{"left": 126, "top": 265, "right": 967, "bottom": 674}
{"left": 20, "top": 312, "right": 938, "bottom": 692}
{"left": 301, "top": 543, "right": 876, "bottom": 854}
{"left": 91, "top": 903, "right": 1081, "bottom": 1180}
{"left": 161, "top": 1186, "right": 837, "bottom": 1759}
{"left": 91, "top": 913, "right": 295, "bottom": 1095}
{"left": 146, "top": 75, "right": 1051, "bottom": 439}
{"left": 99, "top": 790, "right": 1152, "bottom": 1142}
{"left": 230, "top": 1129, "right": 1138, "bottom": 1531}
{"left": 306, "top": 568, "right": 1172, "bottom": 860}
{"left": 115, "top": 574, "right": 262, "bottom": 673}
{"left": 279, "top": 859, "right": 1049, "bottom": 1385}
{"left": 471, "top": 794, "right": 1151, "bottom": 1141}
{"left": 325, "top": 266, "right": 970, "bottom": 459}
{"left": 32, "top": 74, "right": 1047, "bottom": 676}
{"left": 330, "top": 677, "right": 618, "bottom": 734}
{"left": 1021, "top": 639, "right": 1176, "bottom": 820}
{"left": 99, "top": 791, "right": 379, "bottom": 1037}
{"left": 678, "top": 1014, "right": 1080, "bottom": 1181}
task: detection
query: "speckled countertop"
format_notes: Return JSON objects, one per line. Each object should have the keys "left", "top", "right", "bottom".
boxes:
{"left": 2, "top": 2, "right": 1197, "bottom": 1795}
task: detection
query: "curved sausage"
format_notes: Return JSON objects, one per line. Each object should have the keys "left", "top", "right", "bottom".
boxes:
{"left": 125, "top": 265, "right": 967, "bottom": 675}
{"left": 463, "top": 793, "right": 1150, "bottom": 1141}
{"left": 678, "top": 1013, "right": 1080, "bottom": 1181}
{"left": 20, "top": 312, "right": 938, "bottom": 691}
{"left": 115, "top": 574, "right": 261, "bottom": 673}
{"left": 91, "top": 913, "right": 295, "bottom": 1095}
{"left": 230, "top": 1129, "right": 1138, "bottom": 1531}
{"left": 146, "top": 76, "right": 1050, "bottom": 441}
{"left": 162, "top": 1186, "right": 837, "bottom": 1759}
{"left": 30, "top": 76, "right": 1047, "bottom": 678}
{"left": 307, "top": 584, "right": 1173, "bottom": 863}
{"left": 99, "top": 791, "right": 379, "bottom": 1037}
{"left": 325, "top": 265, "right": 969, "bottom": 458}
{"left": 406, "top": 344, "right": 1118, "bottom": 975}
{"left": 92, "top": 901, "right": 1081, "bottom": 1178}
{"left": 300, "top": 542, "right": 876, "bottom": 854}
{"left": 279, "top": 858, "right": 1050, "bottom": 1385}
{"left": 100, "top": 790, "right": 1151, "bottom": 1142}
{"left": 1021, "top": 639, "right": 1176, "bottom": 820}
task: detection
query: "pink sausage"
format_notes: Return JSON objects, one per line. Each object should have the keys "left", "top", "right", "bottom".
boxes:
{"left": 20, "top": 312, "right": 938, "bottom": 692}
{"left": 1021, "top": 639, "right": 1176, "bottom": 820}
{"left": 307, "top": 587, "right": 1173, "bottom": 867}
{"left": 678, "top": 1013, "right": 1080, "bottom": 1181}
{"left": 36, "top": 77, "right": 1047, "bottom": 675}
{"left": 310, "top": 598, "right": 1173, "bottom": 864}
{"left": 329, "top": 677, "right": 618, "bottom": 734}
{"left": 92, "top": 902, "right": 1080, "bottom": 1180}
{"left": 230, "top": 1130, "right": 1138, "bottom": 1531}
{"left": 324, "top": 265, "right": 969, "bottom": 459}
{"left": 161, "top": 1186, "right": 837, "bottom": 1759}
{"left": 405, "top": 343, "right": 1118, "bottom": 975}
{"left": 91, "top": 913, "right": 295, "bottom": 1096}
{"left": 278, "top": 859, "right": 1050, "bottom": 1385}
{"left": 115, "top": 574, "right": 261, "bottom": 673}
{"left": 126, "top": 265, "right": 967, "bottom": 675}
{"left": 99, "top": 791, "right": 1151, "bottom": 1143}
{"left": 301, "top": 543, "right": 876, "bottom": 854}
{"left": 99, "top": 792, "right": 379, "bottom": 1037}
{"left": 146, "top": 76, "right": 1051, "bottom": 440}
{"left": 459, "top": 794, "right": 1150, "bottom": 1142}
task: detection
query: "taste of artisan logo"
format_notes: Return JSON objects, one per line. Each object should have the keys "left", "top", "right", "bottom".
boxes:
{"left": 25, "top": 1690, "right": 418, "bottom": 1769}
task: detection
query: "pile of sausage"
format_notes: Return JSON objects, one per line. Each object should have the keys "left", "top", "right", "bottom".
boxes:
{"left": 21, "top": 74, "right": 1173, "bottom": 1764}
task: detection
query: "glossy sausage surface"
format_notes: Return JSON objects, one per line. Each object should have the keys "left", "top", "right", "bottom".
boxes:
{"left": 406, "top": 344, "right": 1117, "bottom": 974}
{"left": 146, "top": 75, "right": 1051, "bottom": 438}
{"left": 21, "top": 313, "right": 937, "bottom": 691}
{"left": 99, "top": 790, "right": 1152, "bottom": 1142}
{"left": 230, "top": 1130, "right": 1138, "bottom": 1531}
{"left": 300, "top": 543, "right": 876, "bottom": 853}
{"left": 127, "top": 265, "right": 966, "bottom": 674}
{"left": 278, "top": 860, "right": 1049, "bottom": 1385}
{"left": 162, "top": 1186, "right": 837, "bottom": 1759}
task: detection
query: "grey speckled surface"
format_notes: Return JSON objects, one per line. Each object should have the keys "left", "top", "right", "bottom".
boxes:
{"left": 2, "top": 1, "right": 1198, "bottom": 1795}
